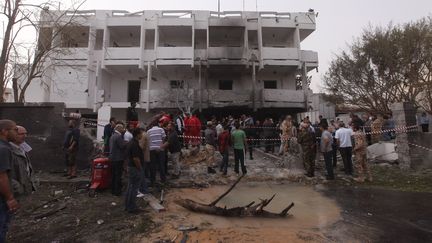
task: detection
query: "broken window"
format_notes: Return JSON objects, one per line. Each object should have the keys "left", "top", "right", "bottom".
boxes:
{"left": 209, "top": 26, "right": 244, "bottom": 47}
{"left": 108, "top": 26, "right": 141, "bottom": 47}
{"left": 264, "top": 80, "right": 277, "bottom": 89}
{"left": 170, "top": 80, "right": 184, "bottom": 89}
{"left": 262, "top": 27, "right": 295, "bottom": 48}
{"left": 128, "top": 80, "right": 141, "bottom": 103}
{"left": 60, "top": 26, "right": 89, "bottom": 48}
{"left": 219, "top": 80, "right": 233, "bottom": 90}
{"left": 159, "top": 26, "right": 192, "bottom": 47}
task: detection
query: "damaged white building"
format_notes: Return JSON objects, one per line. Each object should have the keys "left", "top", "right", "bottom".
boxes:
{"left": 28, "top": 9, "right": 321, "bottom": 123}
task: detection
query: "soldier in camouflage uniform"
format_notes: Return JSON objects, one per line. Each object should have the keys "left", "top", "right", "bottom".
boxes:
{"left": 371, "top": 114, "right": 384, "bottom": 144}
{"left": 298, "top": 122, "right": 316, "bottom": 177}
{"left": 353, "top": 125, "right": 372, "bottom": 182}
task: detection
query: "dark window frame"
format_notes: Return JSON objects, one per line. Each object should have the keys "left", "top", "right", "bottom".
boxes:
{"left": 219, "top": 80, "right": 233, "bottom": 90}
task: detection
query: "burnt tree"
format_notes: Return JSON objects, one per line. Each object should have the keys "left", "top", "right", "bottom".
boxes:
{"left": 175, "top": 175, "right": 294, "bottom": 217}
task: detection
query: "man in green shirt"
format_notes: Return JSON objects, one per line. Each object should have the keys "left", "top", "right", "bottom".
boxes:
{"left": 231, "top": 121, "right": 247, "bottom": 175}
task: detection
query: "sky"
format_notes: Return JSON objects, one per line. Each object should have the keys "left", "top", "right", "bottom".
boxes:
{"left": 8, "top": 0, "right": 432, "bottom": 92}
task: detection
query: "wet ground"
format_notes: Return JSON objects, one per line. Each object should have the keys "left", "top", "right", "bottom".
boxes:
{"left": 8, "top": 148, "right": 432, "bottom": 242}
{"left": 322, "top": 186, "right": 432, "bottom": 243}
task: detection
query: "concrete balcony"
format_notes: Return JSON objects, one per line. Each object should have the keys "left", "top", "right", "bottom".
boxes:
{"left": 208, "top": 47, "right": 245, "bottom": 60}
{"left": 261, "top": 47, "right": 299, "bottom": 60}
{"left": 204, "top": 89, "right": 252, "bottom": 107}
{"left": 56, "top": 48, "right": 89, "bottom": 60}
{"left": 103, "top": 47, "right": 140, "bottom": 66}
{"left": 105, "top": 47, "right": 140, "bottom": 60}
{"left": 301, "top": 50, "right": 318, "bottom": 68}
{"left": 156, "top": 47, "right": 194, "bottom": 65}
{"left": 140, "top": 89, "right": 195, "bottom": 109}
{"left": 261, "top": 89, "right": 305, "bottom": 108}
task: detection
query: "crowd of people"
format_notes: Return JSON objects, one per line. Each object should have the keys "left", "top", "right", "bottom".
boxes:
{"left": 0, "top": 110, "right": 417, "bottom": 237}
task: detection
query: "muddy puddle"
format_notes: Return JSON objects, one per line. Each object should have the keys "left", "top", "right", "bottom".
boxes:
{"left": 146, "top": 183, "right": 342, "bottom": 242}
{"left": 171, "top": 182, "right": 341, "bottom": 229}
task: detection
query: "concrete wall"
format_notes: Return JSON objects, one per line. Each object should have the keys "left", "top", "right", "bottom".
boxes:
{"left": 50, "top": 65, "right": 89, "bottom": 108}
{"left": 0, "top": 103, "right": 93, "bottom": 171}
{"left": 410, "top": 132, "right": 432, "bottom": 169}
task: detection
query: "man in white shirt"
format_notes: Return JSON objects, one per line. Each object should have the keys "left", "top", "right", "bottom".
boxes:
{"left": 147, "top": 123, "right": 167, "bottom": 186}
{"left": 335, "top": 121, "right": 354, "bottom": 175}
{"left": 123, "top": 124, "right": 133, "bottom": 142}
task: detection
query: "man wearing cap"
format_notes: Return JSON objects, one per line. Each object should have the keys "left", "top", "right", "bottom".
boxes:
{"left": 204, "top": 121, "right": 217, "bottom": 174}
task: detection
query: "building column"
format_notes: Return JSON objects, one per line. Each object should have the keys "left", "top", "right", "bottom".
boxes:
{"left": 257, "top": 17, "right": 263, "bottom": 69}
{"left": 139, "top": 18, "right": 146, "bottom": 69}
{"left": 294, "top": 26, "right": 301, "bottom": 57}
{"left": 198, "top": 61, "right": 202, "bottom": 112}
{"left": 191, "top": 15, "right": 195, "bottom": 68}
{"left": 252, "top": 61, "right": 257, "bottom": 111}
{"left": 146, "top": 61, "right": 152, "bottom": 112}
{"left": 101, "top": 26, "right": 110, "bottom": 69}
{"left": 391, "top": 102, "right": 419, "bottom": 170}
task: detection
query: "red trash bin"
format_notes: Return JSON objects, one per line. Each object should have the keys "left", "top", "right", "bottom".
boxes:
{"left": 89, "top": 157, "right": 112, "bottom": 196}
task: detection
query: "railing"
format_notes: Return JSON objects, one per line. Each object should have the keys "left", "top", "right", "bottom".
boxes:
{"left": 55, "top": 48, "right": 88, "bottom": 60}
{"left": 262, "top": 89, "right": 305, "bottom": 103}
{"left": 157, "top": 47, "right": 194, "bottom": 60}
{"left": 261, "top": 47, "right": 299, "bottom": 60}
{"left": 105, "top": 47, "right": 140, "bottom": 60}
{"left": 208, "top": 47, "right": 245, "bottom": 59}
{"left": 301, "top": 50, "right": 318, "bottom": 63}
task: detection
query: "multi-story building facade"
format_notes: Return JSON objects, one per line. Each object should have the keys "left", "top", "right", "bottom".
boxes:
{"left": 30, "top": 9, "right": 318, "bottom": 126}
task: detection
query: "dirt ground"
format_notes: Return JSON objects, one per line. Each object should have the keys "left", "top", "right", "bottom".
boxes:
{"left": 7, "top": 149, "right": 432, "bottom": 243}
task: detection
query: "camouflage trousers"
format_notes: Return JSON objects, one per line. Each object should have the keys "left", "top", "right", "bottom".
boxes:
{"left": 355, "top": 150, "right": 371, "bottom": 180}
{"left": 302, "top": 149, "right": 316, "bottom": 175}
{"left": 205, "top": 144, "right": 216, "bottom": 167}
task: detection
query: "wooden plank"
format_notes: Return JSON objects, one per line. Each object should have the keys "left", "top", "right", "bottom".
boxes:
{"left": 142, "top": 194, "right": 165, "bottom": 212}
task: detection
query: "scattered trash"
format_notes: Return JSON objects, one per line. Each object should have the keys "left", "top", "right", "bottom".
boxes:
{"left": 53, "top": 190, "right": 63, "bottom": 196}
{"left": 111, "top": 202, "right": 117, "bottom": 206}
{"left": 97, "top": 219, "right": 104, "bottom": 225}
{"left": 178, "top": 225, "right": 198, "bottom": 232}
{"left": 160, "top": 190, "right": 165, "bottom": 204}
{"left": 367, "top": 213, "right": 373, "bottom": 216}
{"left": 43, "top": 205, "right": 49, "bottom": 209}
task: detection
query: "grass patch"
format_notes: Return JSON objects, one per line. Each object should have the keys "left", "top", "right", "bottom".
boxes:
{"left": 360, "top": 165, "right": 432, "bottom": 193}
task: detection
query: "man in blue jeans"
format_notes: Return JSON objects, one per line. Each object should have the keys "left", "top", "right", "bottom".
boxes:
{"left": 147, "top": 122, "right": 167, "bottom": 186}
{"left": 320, "top": 122, "right": 334, "bottom": 180}
{"left": 125, "top": 128, "right": 144, "bottom": 214}
{"left": 0, "top": 120, "right": 20, "bottom": 241}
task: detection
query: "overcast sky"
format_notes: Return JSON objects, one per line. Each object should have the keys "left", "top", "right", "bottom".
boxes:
{"left": 13, "top": 0, "right": 432, "bottom": 92}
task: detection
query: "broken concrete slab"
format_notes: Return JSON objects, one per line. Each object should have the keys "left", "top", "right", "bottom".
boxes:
{"left": 367, "top": 142, "right": 398, "bottom": 162}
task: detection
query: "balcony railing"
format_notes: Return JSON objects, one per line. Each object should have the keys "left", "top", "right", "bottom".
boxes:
{"left": 157, "top": 47, "right": 193, "bottom": 60}
{"left": 261, "top": 89, "right": 305, "bottom": 107}
{"left": 261, "top": 47, "right": 299, "bottom": 60}
{"left": 208, "top": 47, "right": 245, "bottom": 60}
{"left": 105, "top": 47, "right": 140, "bottom": 60}
{"left": 301, "top": 50, "right": 318, "bottom": 63}
{"left": 56, "top": 48, "right": 88, "bottom": 60}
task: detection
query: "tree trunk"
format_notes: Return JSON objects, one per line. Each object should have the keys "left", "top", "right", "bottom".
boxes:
{"left": 175, "top": 175, "right": 295, "bottom": 218}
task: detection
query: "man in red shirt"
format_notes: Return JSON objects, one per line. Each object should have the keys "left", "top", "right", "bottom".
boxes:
{"left": 185, "top": 112, "right": 201, "bottom": 147}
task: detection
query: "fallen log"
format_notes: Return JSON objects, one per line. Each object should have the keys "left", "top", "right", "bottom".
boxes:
{"left": 175, "top": 175, "right": 294, "bottom": 217}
